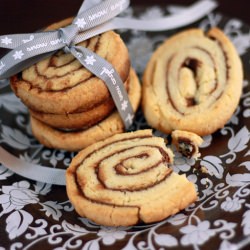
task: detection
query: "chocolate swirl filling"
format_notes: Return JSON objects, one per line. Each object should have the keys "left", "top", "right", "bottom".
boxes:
{"left": 74, "top": 134, "right": 173, "bottom": 206}
{"left": 66, "top": 130, "right": 197, "bottom": 226}
{"left": 165, "top": 41, "right": 227, "bottom": 114}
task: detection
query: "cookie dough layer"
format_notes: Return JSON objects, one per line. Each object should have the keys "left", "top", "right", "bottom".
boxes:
{"left": 30, "top": 68, "right": 141, "bottom": 151}
{"left": 66, "top": 129, "right": 197, "bottom": 226}
{"left": 142, "top": 28, "right": 243, "bottom": 135}
{"left": 29, "top": 97, "right": 115, "bottom": 129}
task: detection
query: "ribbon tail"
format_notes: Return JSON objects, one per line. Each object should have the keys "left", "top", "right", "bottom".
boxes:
{"left": 72, "top": 0, "right": 130, "bottom": 32}
{"left": 0, "top": 32, "right": 52, "bottom": 49}
{"left": 0, "top": 31, "right": 63, "bottom": 80}
{"left": 118, "top": 0, "right": 218, "bottom": 31}
{"left": 70, "top": 46, "right": 134, "bottom": 130}
{"left": 73, "top": 0, "right": 218, "bottom": 45}
{"left": 113, "top": 0, "right": 218, "bottom": 31}
{"left": 0, "top": 51, "right": 56, "bottom": 80}
{"left": 0, "top": 147, "right": 66, "bottom": 185}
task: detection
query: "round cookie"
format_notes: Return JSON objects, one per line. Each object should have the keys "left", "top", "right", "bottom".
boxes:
{"left": 29, "top": 97, "right": 115, "bottom": 129}
{"left": 30, "top": 68, "right": 141, "bottom": 151}
{"left": 142, "top": 28, "right": 243, "bottom": 136}
{"left": 66, "top": 129, "right": 197, "bottom": 226}
{"left": 10, "top": 17, "right": 130, "bottom": 116}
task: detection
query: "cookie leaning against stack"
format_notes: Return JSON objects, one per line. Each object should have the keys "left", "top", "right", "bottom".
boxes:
{"left": 66, "top": 129, "right": 197, "bottom": 226}
{"left": 142, "top": 28, "right": 243, "bottom": 136}
{"left": 10, "top": 18, "right": 141, "bottom": 151}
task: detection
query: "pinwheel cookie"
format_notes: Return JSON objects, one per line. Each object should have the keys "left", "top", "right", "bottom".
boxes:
{"left": 142, "top": 28, "right": 243, "bottom": 136}
{"left": 66, "top": 129, "right": 197, "bottom": 226}
{"left": 30, "top": 68, "right": 141, "bottom": 151}
{"left": 10, "top": 17, "right": 130, "bottom": 129}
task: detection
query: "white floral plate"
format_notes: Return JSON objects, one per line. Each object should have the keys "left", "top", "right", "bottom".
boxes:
{"left": 0, "top": 5, "right": 250, "bottom": 250}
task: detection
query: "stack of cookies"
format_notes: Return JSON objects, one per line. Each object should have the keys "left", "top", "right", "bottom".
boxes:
{"left": 10, "top": 18, "right": 141, "bottom": 151}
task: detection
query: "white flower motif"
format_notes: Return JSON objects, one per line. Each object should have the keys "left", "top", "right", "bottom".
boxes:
{"left": 221, "top": 196, "right": 245, "bottom": 212}
{"left": 97, "top": 226, "right": 127, "bottom": 245}
{"left": 125, "top": 113, "right": 134, "bottom": 125}
{"left": 180, "top": 220, "right": 215, "bottom": 246}
{"left": 84, "top": 55, "right": 96, "bottom": 65}
{"left": 20, "top": 152, "right": 40, "bottom": 164}
{"left": 13, "top": 50, "right": 24, "bottom": 60}
{"left": 75, "top": 18, "right": 87, "bottom": 29}
{"left": 219, "top": 240, "right": 238, "bottom": 250}
{"left": 0, "top": 181, "right": 39, "bottom": 216}
{"left": 121, "top": 100, "right": 128, "bottom": 111}
{"left": 1, "top": 36, "right": 12, "bottom": 45}
{"left": 173, "top": 150, "right": 195, "bottom": 173}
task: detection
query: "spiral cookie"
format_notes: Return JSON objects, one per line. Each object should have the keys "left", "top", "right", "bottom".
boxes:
{"left": 142, "top": 28, "right": 243, "bottom": 136}
{"left": 10, "top": 17, "right": 130, "bottom": 125}
{"left": 66, "top": 129, "right": 197, "bottom": 226}
{"left": 30, "top": 68, "right": 141, "bottom": 151}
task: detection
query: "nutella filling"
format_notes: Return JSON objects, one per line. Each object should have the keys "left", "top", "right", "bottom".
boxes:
{"left": 73, "top": 135, "right": 173, "bottom": 206}
{"left": 164, "top": 38, "right": 229, "bottom": 114}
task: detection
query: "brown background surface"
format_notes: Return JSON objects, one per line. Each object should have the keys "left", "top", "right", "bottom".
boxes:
{"left": 0, "top": 0, "right": 250, "bottom": 35}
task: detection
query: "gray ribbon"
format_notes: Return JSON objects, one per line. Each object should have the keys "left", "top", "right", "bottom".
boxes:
{"left": 0, "top": 0, "right": 218, "bottom": 186}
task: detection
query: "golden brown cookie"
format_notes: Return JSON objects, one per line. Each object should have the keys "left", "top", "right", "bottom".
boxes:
{"left": 29, "top": 97, "right": 115, "bottom": 129}
{"left": 142, "top": 28, "right": 243, "bottom": 136}
{"left": 171, "top": 130, "right": 203, "bottom": 159}
{"left": 66, "top": 129, "right": 197, "bottom": 226}
{"left": 29, "top": 71, "right": 129, "bottom": 129}
{"left": 30, "top": 68, "right": 141, "bottom": 151}
{"left": 10, "top": 17, "right": 130, "bottom": 117}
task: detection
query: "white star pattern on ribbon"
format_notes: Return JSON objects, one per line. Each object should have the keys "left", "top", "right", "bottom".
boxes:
{"left": 1, "top": 36, "right": 12, "bottom": 45}
{"left": 84, "top": 55, "right": 96, "bottom": 65}
{"left": 125, "top": 113, "right": 134, "bottom": 125}
{"left": 75, "top": 18, "right": 87, "bottom": 29}
{"left": 13, "top": 50, "right": 24, "bottom": 60}
{"left": 121, "top": 100, "right": 128, "bottom": 111}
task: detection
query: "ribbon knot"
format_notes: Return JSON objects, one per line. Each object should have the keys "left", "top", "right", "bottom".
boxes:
{"left": 59, "top": 25, "right": 79, "bottom": 54}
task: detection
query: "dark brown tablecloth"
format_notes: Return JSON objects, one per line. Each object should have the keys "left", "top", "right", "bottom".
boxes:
{"left": 0, "top": 0, "right": 250, "bottom": 35}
